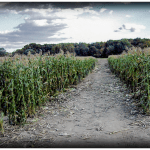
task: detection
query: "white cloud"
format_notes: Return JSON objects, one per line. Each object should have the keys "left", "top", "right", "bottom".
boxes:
{"left": 115, "top": 23, "right": 146, "bottom": 33}
{"left": 24, "top": 16, "right": 29, "bottom": 20}
{"left": 33, "top": 19, "right": 49, "bottom": 26}
{"left": 51, "top": 16, "right": 120, "bottom": 43}
{"left": 33, "top": 8, "right": 53, "bottom": 16}
{"left": 0, "top": 30, "right": 14, "bottom": 34}
{"left": 124, "top": 23, "right": 146, "bottom": 32}
{"left": 55, "top": 9, "right": 80, "bottom": 20}
{"left": 109, "top": 10, "right": 113, "bottom": 15}
{"left": 126, "top": 15, "right": 131, "bottom": 18}
{"left": 55, "top": 7, "right": 100, "bottom": 20}
{"left": 10, "top": 10, "right": 18, "bottom": 14}
{"left": 24, "top": 9, "right": 30, "bottom": 12}
{"left": 23, "top": 8, "right": 54, "bottom": 18}
{"left": 84, "top": 8, "right": 99, "bottom": 15}
{"left": 100, "top": 8, "right": 107, "bottom": 13}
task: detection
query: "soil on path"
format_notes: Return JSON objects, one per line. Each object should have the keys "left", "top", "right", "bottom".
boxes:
{"left": 1, "top": 58, "right": 150, "bottom": 148}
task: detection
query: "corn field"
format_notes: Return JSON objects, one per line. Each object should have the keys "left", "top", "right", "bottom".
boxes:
{"left": 0, "top": 54, "right": 97, "bottom": 125}
{"left": 108, "top": 52, "right": 150, "bottom": 113}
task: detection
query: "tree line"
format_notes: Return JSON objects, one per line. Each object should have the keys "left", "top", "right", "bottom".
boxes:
{"left": 1, "top": 37, "right": 150, "bottom": 57}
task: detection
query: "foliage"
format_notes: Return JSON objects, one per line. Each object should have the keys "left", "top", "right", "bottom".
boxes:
{"left": 61, "top": 43, "right": 75, "bottom": 54}
{"left": 24, "top": 49, "right": 36, "bottom": 55}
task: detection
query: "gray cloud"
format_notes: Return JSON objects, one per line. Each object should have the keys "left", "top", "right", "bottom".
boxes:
{"left": 0, "top": 7, "right": 69, "bottom": 51}
{"left": 2, "top": 2, "right": 91, "bottom": 10}
{"left": 114, "top": 24, "right": 136, "bottom": 33}
{"left": 119, "top": 27, "right": 123, "bottom": 30}
{"left": 51, "top": 2, "right": 91, "bottom": 9}
{"left": 130, "top": 27, "right": 135, "bottom": 32}
{"left": 114, "top": 30, "right": 120, "bottom": 32}
{"left": 122, "top": 24, "right": 126, "bottom": 29}
{"left": 0, "top": 21, "right": 67, "bottom": 43}
{"left": 2, "top": 2, "right": 53, "bottom": 10}
{"left": 0, "top": 3, "right": 101, "bottom": 52}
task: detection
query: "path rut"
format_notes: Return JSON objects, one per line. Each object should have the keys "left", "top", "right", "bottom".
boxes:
{"left": 1, "top": 58, "right": 150, "bottom": 147}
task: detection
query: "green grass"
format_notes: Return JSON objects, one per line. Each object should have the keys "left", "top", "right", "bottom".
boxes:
{"left": 108, "top": 52, "right": 150, "bottom": 113}
{"left": 0, "top": 54, "right": 97, "bottom": 125}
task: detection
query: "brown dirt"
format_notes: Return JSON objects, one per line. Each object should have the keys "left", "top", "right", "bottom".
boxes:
{"left": 1, "top": 58, "right": 150, "bottom": 148}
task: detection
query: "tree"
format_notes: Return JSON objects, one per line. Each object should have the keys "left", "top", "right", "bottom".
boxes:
{"left": 0, "top": 48, "right": 6, "bottom": 56}
{"left": 78, "top": 43, "right": 89, "bottom": 56}
{"left": 15, "top": 49, "right": 24, "bottom": 55}
{"left": 121, "top": 38, "right": 131, "bottom": 47}
{"left": 51, "top": 44, "right": 61, "bottom": 54}
{"left": 89, "top": 46, "right": 97, "bottom": 56}
{"left": 106, "top": 45, "right": 115, "bottom": 56}
{"left": 24, "top": 49, "right": 36, "bottom": 55}
{"left": 132, "top": 38, "right": 142, "bottom": 46}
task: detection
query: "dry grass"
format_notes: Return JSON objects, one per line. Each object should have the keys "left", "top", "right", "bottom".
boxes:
{"left": 108, "top": 55, "right": 121, "bottom": 59}
{"left": 143, "top": 47, "right": 150, "bottom": 55}
{"left": 75, "top": 56, "right": 95, "bottom": 60}
{"left": 108, "top": 46, "right": 150, "bottom": 59}
{"left": 0, "top": 51, "right": 94, "bottom": 65}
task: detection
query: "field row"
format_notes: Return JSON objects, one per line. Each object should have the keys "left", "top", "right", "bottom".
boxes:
{"left": 108, "top": 52, "right": 150, "bottom": 113}
{"left": 0, "top": 54, "right": 97, "bottom": 125}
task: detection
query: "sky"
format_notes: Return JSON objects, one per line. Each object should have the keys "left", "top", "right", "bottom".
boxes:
{"left": 0, "top": 2, "right": 150, "bottom": 52}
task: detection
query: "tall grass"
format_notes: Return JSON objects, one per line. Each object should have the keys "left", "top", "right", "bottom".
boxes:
{"left": 108, "top": 48, "right": 150, "bottom": 113}
{"left": 0, "top": 53, "right": 97, "bottom": 125}
{"left": 0, "top": 112, "right": 4, "bottom": 134}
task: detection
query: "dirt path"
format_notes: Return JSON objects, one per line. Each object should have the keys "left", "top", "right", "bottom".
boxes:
{"left": 1, "top": 58, "right": 150, "bottom": 148}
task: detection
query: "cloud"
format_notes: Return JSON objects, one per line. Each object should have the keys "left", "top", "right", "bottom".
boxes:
{"left": 0, "top": 2, "right": 8, "bottom": 7}
{"left": 122, "top": 24, "right": 126, "bottom": 29}
{"left": 114, "top": 23, "right": 146, "bottom": 33}
{"left": 124, "top": 23, "right": 146, "bottom": 32}
{"left": 0, "top": 7, "right": 69, "bottom": 51}
{"left": 114, "top": 26, "right": 123, "bottom": 32}
{"left": 55, "top": 7, "right": 100, "bottom": 20}
{"left": 50, "top": 15, "right": 119, "bottom": 44}
{"left": 1, "top": 6, "right": 102, "bottom": 52}
{"left": 130, "top": 27, "right": 135, "bottom": 32}
{"left": 122, "top": 2, "right": 131, "bottom": 5}
{"left": 100, "top": 8, "right": 107, "bottom": 13}
{"left": 33, "top": 19, "right": 49, "bottom": 26}
{"left": 109, "top": 10, "right": 113, "bottom": 15}
{"left": 114, "top": 30, "right": 120, "bottom": 32}
{"left": 1, "top": 21, "right": 67, "bottom": 43}
{"left": 1, "top": 2, "right": 147, "bottom": 53}
{"left": 126, "top": 15, "right": 131, "bottom": 18}
{"left": 0, "top": 30, "right": 15, "bottom": 34}
{"left": 2, "top": 2, "right": 91, "bottom": 10}
{"left": 2, "top": 2, "right": 53, "bottom": 10}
